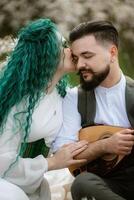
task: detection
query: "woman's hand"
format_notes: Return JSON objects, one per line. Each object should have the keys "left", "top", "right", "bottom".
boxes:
{"left": 58, "top": 48, "right": 76, "bottom": 74}
{"left": 47, "top": 48, "right": 76, "bottom": 93}
{"left": 47, "top": 140, "right": 88, "bottom": 171}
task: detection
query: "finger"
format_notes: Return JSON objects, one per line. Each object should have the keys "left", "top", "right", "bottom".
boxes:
{"left": 123, "top": 146, "right": 132, "bottom": 152}
{"left": 71, "top": 140, "right": 88, "bottom": 149}
{"left": 120, "top": 150, "right": 131, "bottom": 155}
{"left": 121, "top": 141, "right": 134, "bottom": 146}
{"left": 131, "top": 131, "right": 134, "bottom": 135}
{"left": 120, "top": 129, "right": 134, "bottom": 135}
{"left": 71, "top": 159, "right": 87, "bottom": 165}
{"left": 62, "top": 141, "right": 80, "bottom": 148}
{"left": 121, "top": 135, "right": 134, "bottom": 142}
{"left": 62, "top": 143, "right": 75, "bottom": 148}
{"left": 64, "top": 140, "right": 88, "bottom": 150}
{"left": 71, "top": 143, "right": 88, "bottom": 153}
{"left": 72, "top": 145, "right": 88, "bottom": 156}
{"left": 77, "top": 140, "right": 88, "bottom": 145}
{"left": 69, "top": 141, "right": 88, "bottom": 149}
{"left": 120, "top": 147, "right": 132, "bottom": 155}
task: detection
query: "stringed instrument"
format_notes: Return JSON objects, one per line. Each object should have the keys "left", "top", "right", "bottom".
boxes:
{"left": 69, "top": 125, "right": 125, "bottom": 177}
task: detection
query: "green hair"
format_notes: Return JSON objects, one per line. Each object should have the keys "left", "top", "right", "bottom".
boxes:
{"left": 0, "top": 18, "right": 68, "bottom": 166}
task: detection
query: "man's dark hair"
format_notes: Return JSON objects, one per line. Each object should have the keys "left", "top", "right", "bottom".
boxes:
{"left": 69, "top": 20, "right": 119, "bottom": 48}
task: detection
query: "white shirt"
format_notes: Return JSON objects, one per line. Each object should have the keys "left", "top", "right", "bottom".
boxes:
{"left": 0, "top": 88, "right": 63, "bottom": 194}
{"left": 52, "top": 74, "right": 131, "bottom": 152}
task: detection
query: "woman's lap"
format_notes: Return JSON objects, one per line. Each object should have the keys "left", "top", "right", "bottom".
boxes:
{"left": 0, "top": 178, "right": 29, "bottom": 200}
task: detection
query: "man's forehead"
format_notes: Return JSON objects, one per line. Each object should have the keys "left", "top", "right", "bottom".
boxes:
{"left": 71, "top": 35, "right": 98, "bottom": 46}
{"left": 71, "top": 35, "right": 109, "bottom": 55}
{"left": 71, "top": 36, "right": 96, "bottom": 54}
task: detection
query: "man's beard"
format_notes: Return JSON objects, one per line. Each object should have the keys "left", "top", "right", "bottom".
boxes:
{"left": 79, "top": 65, "right": 110, "bottom": 91}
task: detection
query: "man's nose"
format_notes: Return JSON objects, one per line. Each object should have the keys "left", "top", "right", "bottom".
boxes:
{"left": 76, "top": 58, "right": 86, "bottom": 70}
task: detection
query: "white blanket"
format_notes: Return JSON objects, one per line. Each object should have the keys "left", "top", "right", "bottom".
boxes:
{"left": 44, "top": 168, "right": 74, "bottom": 200}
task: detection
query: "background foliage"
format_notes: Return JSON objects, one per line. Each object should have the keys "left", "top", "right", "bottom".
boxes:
{"left": 0, "top": 0, "right": 134, "bottom": 85}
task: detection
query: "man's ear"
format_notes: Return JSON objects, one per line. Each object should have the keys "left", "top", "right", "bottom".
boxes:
{"left": 110, "top": 45, "right": 118, "bottom": 63}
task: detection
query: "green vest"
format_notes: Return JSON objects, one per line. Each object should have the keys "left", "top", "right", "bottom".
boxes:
{"left": 78, "top": 76, "right": 134, "bottom": 128}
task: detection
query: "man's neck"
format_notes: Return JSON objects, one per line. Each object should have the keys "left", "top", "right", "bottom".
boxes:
{"left": 100, "top": 65, "right": 121, "bottom": 88}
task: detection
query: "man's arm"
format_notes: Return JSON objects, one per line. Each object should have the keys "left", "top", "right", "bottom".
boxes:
{"left": 75, "top": 128, "right": 134, "bottom": 161}
{"left": 52, "top": 87, "right": 134, "bottom": 161}
{"left": 74, "top": 139, "right": 106, "bottom": 161}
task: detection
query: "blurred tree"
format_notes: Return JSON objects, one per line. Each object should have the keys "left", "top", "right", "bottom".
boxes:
{"left": 0, "top": 0, "right": 134, "bottom": 83}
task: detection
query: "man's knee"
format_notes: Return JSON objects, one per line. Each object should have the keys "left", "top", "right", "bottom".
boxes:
{"left": 71, "top": 172, "right": 92, "bottom": 198}
{"left": 72, "top": 172, "right": 100, "bottom": 190}
{"left": 71, "top": 172, "right": 104, "bottom": 199}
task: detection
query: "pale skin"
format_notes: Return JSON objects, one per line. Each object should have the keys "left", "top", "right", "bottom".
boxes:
{"left": 71, "top": 34, "right": 134, "bottom": 162}
{"left": 47, "top": 48, "right": 74, "bottom": 93}
{"left": 47, "top": 45, "right": 88, "bottom": 170}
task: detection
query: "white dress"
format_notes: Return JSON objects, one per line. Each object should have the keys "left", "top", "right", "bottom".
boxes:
{"left": 0, "top": 88, "right": 63, "bottom": 200}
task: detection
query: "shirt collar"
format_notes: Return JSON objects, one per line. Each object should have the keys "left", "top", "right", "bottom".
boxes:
{"left": 95, "top": 73, "right": 126, "bottom": 94}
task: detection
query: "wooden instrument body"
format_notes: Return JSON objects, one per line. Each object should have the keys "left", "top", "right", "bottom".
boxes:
{"left": 69, "top": 125, "right": 125, "bottom": 177}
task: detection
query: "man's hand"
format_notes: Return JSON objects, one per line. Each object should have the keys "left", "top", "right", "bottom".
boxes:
{"left": 104, "top": 129, "right": 134, "bottom": 155}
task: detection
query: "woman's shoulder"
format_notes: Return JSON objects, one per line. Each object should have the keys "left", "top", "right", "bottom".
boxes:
{"left": 63, "top": 86, "right": 78, "bottom": 106}
{"left": 66, "top": 86, "right": 78, "bottom": 97}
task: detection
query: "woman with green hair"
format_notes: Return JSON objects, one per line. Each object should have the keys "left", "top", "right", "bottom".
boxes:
{"left": 0, "top": 18, "right": 88, "bottom": 200}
